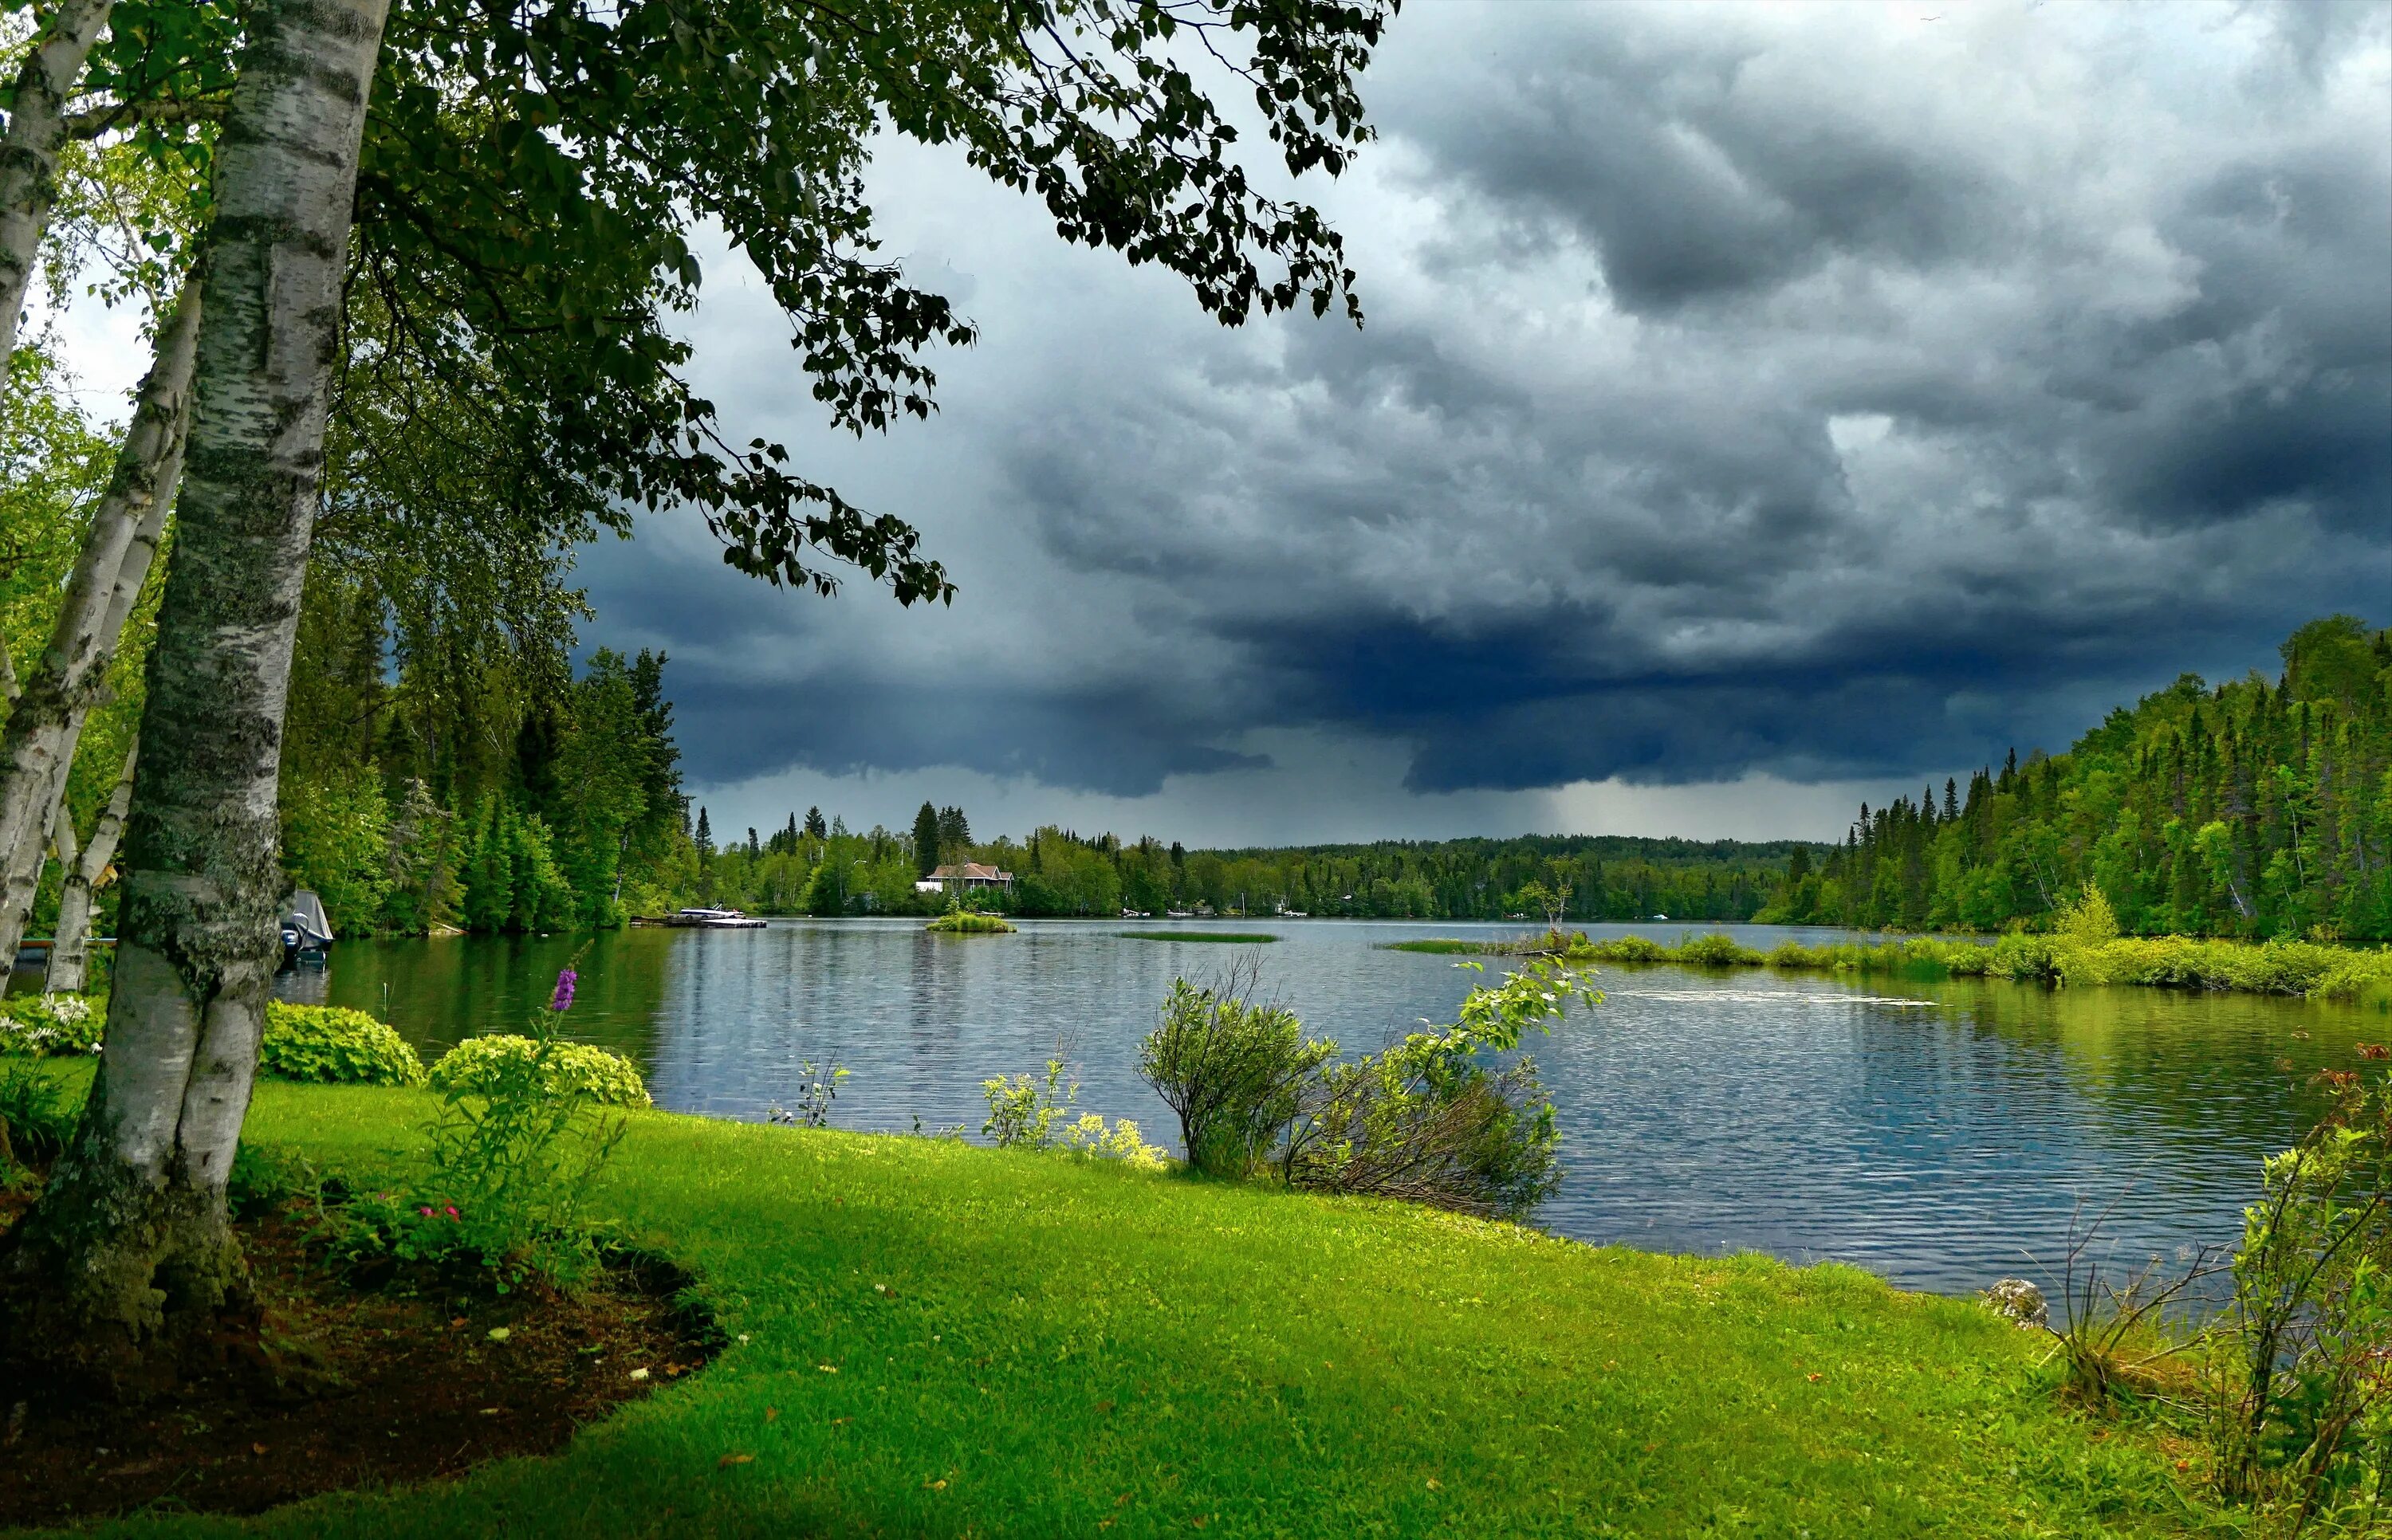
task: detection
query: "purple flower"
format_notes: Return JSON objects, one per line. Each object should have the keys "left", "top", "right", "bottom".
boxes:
{"left": 549, "top": 968, "right": 578, "bottom": 1012}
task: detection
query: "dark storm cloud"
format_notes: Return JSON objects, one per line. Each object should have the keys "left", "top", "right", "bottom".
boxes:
{"left": 1395, "top": 22, "right": 2005, "bottom": 313}
{"left": 591, "top": 1, "right": 2391, "bottom": 818}
{"left": 667, "top": 672, "right": 1265, "bottom": 798}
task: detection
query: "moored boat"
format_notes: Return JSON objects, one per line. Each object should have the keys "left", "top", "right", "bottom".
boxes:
{"left": 668, "top": 906, "right": 769, "bottom": 929}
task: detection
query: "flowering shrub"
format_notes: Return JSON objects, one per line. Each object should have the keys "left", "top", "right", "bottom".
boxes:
{"left": 982, "top": 1058, "right": 1163, "bottom": 1168}
{"left": 324, "top": 1188, "right": 481, "bottom": 1275}
{"left": 0, "top": 992, "right": 104, "bottom": 1056}
{"left": 2212, "top": 1055, "right": 2392, "bottom": 1523}
{"left": 416, "top": 967, "right": 632, "bottom": 1287}
{"left": 429, "top": 1035, "right": 650, "bottom": 1108}
{"left": 260, "top": 1004, "right": 427, "bottom": 1086}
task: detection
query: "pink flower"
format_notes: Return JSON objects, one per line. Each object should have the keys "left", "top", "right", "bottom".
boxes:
{"left": 419, "top": 1206, "right": 434, "bottom": 1217}
{"left": 445, "top": 1205, "right": 460, "bottom": 1220}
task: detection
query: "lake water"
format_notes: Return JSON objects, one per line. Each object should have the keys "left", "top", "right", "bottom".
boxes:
{"left": 275, "top": 919, "right": 2388, "bottom": 1298}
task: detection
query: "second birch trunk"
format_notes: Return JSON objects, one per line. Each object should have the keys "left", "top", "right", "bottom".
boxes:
{"left": 0, "top": 276, "right": 197, "bottom": 967}
{"left": 43, "top": 736, "right": 135, "bottom": 994}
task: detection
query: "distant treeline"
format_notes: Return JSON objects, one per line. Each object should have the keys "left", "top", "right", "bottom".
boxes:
{"left": 1762, "top": 616, "right": 2390, "bottom": 942}
{"left": 271, "top": 605, "right": 2388, "bottom": 943}
{"left": 690, "top": 814, "right": 1798, "bottom": 921}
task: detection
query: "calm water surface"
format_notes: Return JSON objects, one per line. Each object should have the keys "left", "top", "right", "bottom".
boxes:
{"left": 277, "top": 919, "right": 2388, "bottom": 1297}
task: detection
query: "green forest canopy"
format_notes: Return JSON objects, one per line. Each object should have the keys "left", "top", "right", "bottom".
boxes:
{"left": 250, "top": 614, "right": 2386, "bottom": 941}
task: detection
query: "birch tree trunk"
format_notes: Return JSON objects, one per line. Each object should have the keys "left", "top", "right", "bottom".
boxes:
{"left": 0, "top": 273, "right": 197, "bottom": 968}
{"left": 44, "top": 736, "right": 135, "bottom": 994}
{"left": 0, "top": 0, "right": 115, "bottom": 367}
{"left": 0, "top": 0, "right": 388, "bottom": 1398}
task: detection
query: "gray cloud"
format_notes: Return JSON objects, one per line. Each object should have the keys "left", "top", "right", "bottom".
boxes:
{"left": 578, "top": 0, "right": 2390, "bottom": 838}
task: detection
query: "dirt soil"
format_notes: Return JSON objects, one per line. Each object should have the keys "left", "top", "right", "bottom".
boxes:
{"left": 0, "top": 1186, "right": 718, "bottom": 1526}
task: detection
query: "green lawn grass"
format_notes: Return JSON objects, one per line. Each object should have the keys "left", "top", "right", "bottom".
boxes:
{"left": 12, "top": 1071, "right": 2213, "bottom": 1538}
{"left": 1117, "top": 931, "right": 1280, "bottom": 944}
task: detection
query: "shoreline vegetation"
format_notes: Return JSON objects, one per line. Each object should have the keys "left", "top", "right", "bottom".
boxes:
{"left": 1389, "top": 922, "right": 2392, "bottom": 1003}
{"left": 1118, "top": 929, "right": 1280, "bottom": 944}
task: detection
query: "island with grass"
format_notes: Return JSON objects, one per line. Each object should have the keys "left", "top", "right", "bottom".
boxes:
{"left": 926, "top": 909, "right": 1017, "bottom": 935}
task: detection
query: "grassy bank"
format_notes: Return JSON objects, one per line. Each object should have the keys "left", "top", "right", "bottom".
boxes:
{"left": 1118, "top": 930, "right": 1280, "bottom": 944}
{"left": 1389, "top": 930, "right": 2392, "bottom": 1003}
{"left": 2, "top": 1067, "right": 2216, "bottom": 1538}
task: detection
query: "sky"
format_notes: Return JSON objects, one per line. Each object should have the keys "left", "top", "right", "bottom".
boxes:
{"left": 58, "top": 0, "right": 2392, "bottom": 850}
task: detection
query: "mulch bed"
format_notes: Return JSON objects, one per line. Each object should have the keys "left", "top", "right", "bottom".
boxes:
{"left": 0, "top": 1184, "right": 718, "bottom": 1526}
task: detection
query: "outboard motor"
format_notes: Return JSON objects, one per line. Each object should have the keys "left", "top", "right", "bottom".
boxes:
{"left": 277, "top": 889, "right": 336, "bottom": 972}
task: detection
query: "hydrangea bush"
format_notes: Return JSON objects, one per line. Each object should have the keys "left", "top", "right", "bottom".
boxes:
{"left": 260, "top": 1004, "right": 428, "bottom": 1086}
{"left": 430, "top": 1035, "right": 651, "bottom": 1109}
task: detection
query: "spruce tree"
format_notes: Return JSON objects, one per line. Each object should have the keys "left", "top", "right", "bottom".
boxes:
{"left": 695, "top": 805, "right": 713, "bottom": 851}
{"left": 805, "top": 806, "right": 827, "bottom": 840}
{"left": 913, "top": 800, "right": 942, "bottom": 878}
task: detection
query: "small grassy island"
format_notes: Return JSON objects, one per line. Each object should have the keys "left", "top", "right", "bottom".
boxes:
{"left": 0, "top": 1063, "right": 2232, "bottom": 1537}
{"left": 925, "top": 909, "right": 1017, "bottom": 935}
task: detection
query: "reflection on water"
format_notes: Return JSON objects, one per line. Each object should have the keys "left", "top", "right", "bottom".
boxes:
{"left": 282, "top": 919, "right": 2387, "bottom": 1296}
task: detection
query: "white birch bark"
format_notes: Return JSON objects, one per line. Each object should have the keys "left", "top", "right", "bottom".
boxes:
{"left": 0, "top": 273, "right": 195, "bottom": 968}
{"left": 44, "top": 735, "right": 134, "bottom": 994}
{"left": 2, "top": 0, "right": 388, "bottom": 1396}
{"left": 0, "top": 0, "right": 115, "bottom": 367}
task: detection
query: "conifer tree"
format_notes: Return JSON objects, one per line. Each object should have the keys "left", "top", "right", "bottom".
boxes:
{"left": 914, "top": 800, "right": 942, "bottom": 878}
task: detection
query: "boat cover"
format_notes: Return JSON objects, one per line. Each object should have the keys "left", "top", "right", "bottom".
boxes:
{"left": 283, "top": 889, "right": 334, "bottom": 947}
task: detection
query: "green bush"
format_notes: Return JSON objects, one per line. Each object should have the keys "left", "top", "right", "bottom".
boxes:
{"left": 1286, "top": 958, "right": 1599, "bottom": 1221}
{"left": 261, "top": 1003, "right": 428, "bottom": 1086}
{"left": 2212, "top": 1062, "right": 2392, "bottom": 1522}
{"left": 1139, "top": 972, "right": 1334, "bottom": 1177}
{"left": 430, "top": 1034, "right": 651, "bottom": 1108}
{"left": 1674, "top": 933, "right": 1764, "bottom": 967}
{"left": 0, "top": 992, "right": 104, "bottom": 1056}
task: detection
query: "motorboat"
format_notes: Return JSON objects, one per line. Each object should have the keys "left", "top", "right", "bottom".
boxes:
{"left": 671, "top": 907, "right": 768, "bottom": 929}
{"left": 279, "top": 889, "right": 334, "bottom": 970}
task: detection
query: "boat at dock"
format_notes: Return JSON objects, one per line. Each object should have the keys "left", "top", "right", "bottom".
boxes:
{"left": 656, "top": 906, "right": 768, "bottom": 929}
